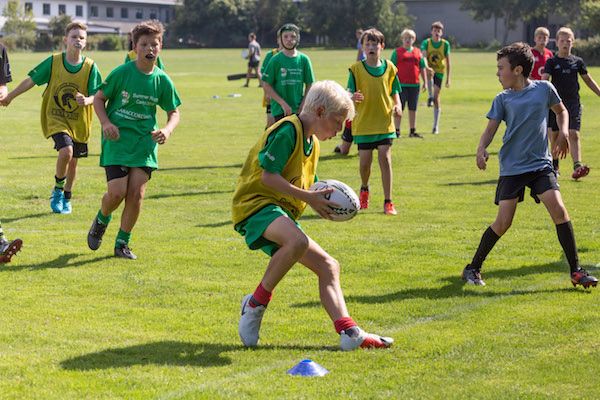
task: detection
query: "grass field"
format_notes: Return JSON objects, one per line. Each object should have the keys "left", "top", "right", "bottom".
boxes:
{"left": 1, "top": 48, "right": 599, "bottom": 399}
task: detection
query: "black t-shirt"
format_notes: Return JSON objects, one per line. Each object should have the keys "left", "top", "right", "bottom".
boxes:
{"left": 0, "top": 44, "right": 12, "bottom": 84}
{"left": 544, "top": 55, "right": 587, "bottom": 102}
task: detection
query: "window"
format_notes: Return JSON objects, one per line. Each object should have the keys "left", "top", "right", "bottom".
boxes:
{"left": 90, "top": 5, "right": 98, "bottom": 17}
{"left": 135, "top": 8, "right": 143, "bottom": 19}
{"left": 121, "top": 7, "right": 128, "bottom": 19}
{"left": 106, "top": 7, "right": 113, "bottom": 18}
{"left": 149, "top": 9, "right": 157, "bottom": 19}
{"left": 58, "top": 4, "right": 66, "bottom": 15}
{"left": 76, "top": 5, "right": 83, "bottom": 17}
{"left": 24, "top": 2, "right": 32, "bottom": 12}
{"left": 43, "top": 3, "right": 50, "bottom": 15}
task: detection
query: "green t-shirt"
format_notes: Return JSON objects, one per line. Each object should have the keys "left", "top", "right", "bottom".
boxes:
{"left": 28, "top": 53, "right": 102, "bottom": 95}
{"left": 262, "top": 51, "right": 315, "bottom": 117}
{"left": 258, "top": 121, "right": 314, "bottom": 174}
{"left": 347, "top": 60, "right": 400, "bottom": 143}
{"left": 99, "top": 62, "right": 181, "bottom": 169}
{"left": 260, "top": 49, "right": 277, "bottom": 76}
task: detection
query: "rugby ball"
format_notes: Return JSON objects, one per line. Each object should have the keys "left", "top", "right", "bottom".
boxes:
{"left": 309, "top": 179, "right": 360, "bottom": 221}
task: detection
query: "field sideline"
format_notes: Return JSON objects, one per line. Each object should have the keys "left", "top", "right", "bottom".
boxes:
{"left": 0, "top": 48, "right": 599, "bottom": 399}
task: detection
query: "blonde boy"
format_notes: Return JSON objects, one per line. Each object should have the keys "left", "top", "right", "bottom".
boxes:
{"left": 542, "top": 27, "right": 600, "bottom": 179}
{"left": 233, "top": 80, "right": 393, "bottom": 350}
{"left": 530, "top": 27, "right": 552, "bottom": 80}
{"left": 0, "top": 23, "right": 102, "bottom": 214}
{"left": 87, "top": 20, "right": 181, "bottom": 259}
{"left": 349, "top": 28, "right": 402, "bottom": 215}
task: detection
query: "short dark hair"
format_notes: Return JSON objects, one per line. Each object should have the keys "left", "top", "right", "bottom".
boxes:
{"left": 132, "top": 20, "right": 164, "bottom": 46}
{"left": 431, "top": 21, "right": 444, "bottom": 30}
{"left": 496, "top": 42, "right": 534, "bottom": 78}
{"left": 361, "top": 28, "right": 385, "bottom": 45}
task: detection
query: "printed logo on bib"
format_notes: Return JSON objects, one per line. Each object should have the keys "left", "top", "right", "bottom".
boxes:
{"left": 52, "top": 82, "right": 80, "bottom": 119}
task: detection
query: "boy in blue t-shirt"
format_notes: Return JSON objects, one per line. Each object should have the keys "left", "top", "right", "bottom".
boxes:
{"left": 462, "top": 42, "right": 597, "bottom": 289}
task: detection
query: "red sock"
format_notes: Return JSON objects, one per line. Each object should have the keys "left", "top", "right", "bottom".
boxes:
{"left": 249, "top": 282, "right": 272, "bottom": 308}
{"left": 334, "top": 317, "right": 357, "bottom": 334}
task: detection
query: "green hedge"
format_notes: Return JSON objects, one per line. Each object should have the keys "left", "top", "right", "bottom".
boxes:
{"left": 573, "top": 35, "right": 600, "bottom": 66}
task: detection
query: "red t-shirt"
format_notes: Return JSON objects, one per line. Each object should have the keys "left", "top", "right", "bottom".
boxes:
{"left": 394, "top": 47, "right": 422, "bottom": 85}
{"left": 531, "top": 47, "right": 553, "bottom": 80}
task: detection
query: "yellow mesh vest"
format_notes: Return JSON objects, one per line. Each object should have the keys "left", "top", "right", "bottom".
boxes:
{"left": 232, "top": 115, "right": 320, "bottom": 225}
{"left": 349, "top": 60, "right": 397, "bottom": 136}
{"left": 40, "top": 53, "right": 93, "bottom": 142}
{"left": 426, "top": 39, "right": 447, "bottom": 74}
{"left": 127, "top": 50, "right": 136, "bottom": 62}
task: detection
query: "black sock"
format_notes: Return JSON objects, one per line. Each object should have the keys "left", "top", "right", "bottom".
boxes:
{"left": 360, "top": 185, "right": 369, "bottom": 192}
{"left": 410, "top": 128, "right": 416, "bottom": 134}
{"left": 384, "top": 199, "right": 391, "bottom": 204}
{"left": 553, "top": 159, "right": 559, "bottom": 171}
{"left": 64, "top": 191, "right": 72, "bottom": 200}
{"left": 470, "top": 226, "right": 501, "bottom": 270}
{"left": 54, "top": 176, "right": 66, "bottom": 191}
{"left": 556, "top": 221, "right": 579, "bottom": 274}
{"left": 573, "top": 161, "right": 582, "bottom": 170}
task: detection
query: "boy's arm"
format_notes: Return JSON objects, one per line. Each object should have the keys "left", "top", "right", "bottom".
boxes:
{"left": 93, "top": 89, "right": 120, "bottom": 141}
{"left": 0, "top": 77, "right": 35, "bottom": 106}
{"left": 262, "top": 81, "right": 292, "bottom": 116}
{"left": 445, "top": 53, "right": 451, "bottom": 88}
{"left": 261, "top": 171, "right": 335, "bottom": 220}
{"left": 581, "top": 74, "right": 600, "bottom": 97}
{"left": 541, "top": 72, "right": 550, "bottom": 80}
{"left": 551, "top": 102, "right": 570, "bottom": 159}
{"left": 151, "top": 109, "right": 180, "bottom": 145}
{"left": 476, "top": 119, "right": 501, "bottom": 170}
{"left": 76, "top": 93, "right": 94, "bottom": 106}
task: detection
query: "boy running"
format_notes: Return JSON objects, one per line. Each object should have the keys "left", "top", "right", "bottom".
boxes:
{"left": 262, "top": 23, "right": 315, "bottom": 122}
{"left": 125, "top": 22, "right": 166, "bottom": 70}
{"left": 421, "top": 21, "right": 451, "bottom": 134}
{"left": 530, "top": 27, "right": 553, "bottom": 80}
{"left": 233, "top": 80, "right": 393, "bottom": 350}
{"left": 87, "top": 20, "right": 181, "bottom": 260}
{"left": 542, "top": 27, "right": 600, "bottom": 180}
{"left": 349, "top": 28, "right": 402, "bottom": 215}
{"left": 462, "top": 42, "right": 597, "bottom": 289}
{"left": 0, "top": 23, "right": 102, "bottom": 214}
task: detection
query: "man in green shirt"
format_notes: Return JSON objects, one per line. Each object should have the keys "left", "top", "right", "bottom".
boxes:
{"left": 87, "top": 20, "right": 181, "bottom": 260}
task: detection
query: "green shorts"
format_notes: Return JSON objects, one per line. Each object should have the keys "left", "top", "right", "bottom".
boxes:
{"left": 234, "top": 204, "right": 302, "bottom": 256}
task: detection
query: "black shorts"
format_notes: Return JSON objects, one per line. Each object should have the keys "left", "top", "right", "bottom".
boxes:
{"left": 433, "top": 74, "right": 443, "bottom": 88}
{"left": 341, "top": 125, "right": 353, "bottom": 143}
{"left": 357, "top": 138, "right": 393, "bottom": 150}
{"left": 248, "top": 59, "right": 260, "bottom": 68}
{"left": 548, "top": 101, "right": 581, "bottom": 131}
{"left": 494, "top": 168, "right": 558, "bottom": 205}
{"left": 400, "top": 86, "right": 420, "bottom": 111}
{"left": 104, "top": 165, "right": 154, "bottom": 182}
{"left": 266, "top": 104, "right": 271, "bottom": 114}
{"left": 51, "top": 133, "right": 88, "bottom": 158}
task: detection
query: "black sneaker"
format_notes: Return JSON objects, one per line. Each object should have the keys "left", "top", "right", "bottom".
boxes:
{"left": 115, "top": 243, "right": 137, "bottom": 260}
{"left": 462, "top": 265, "right": 486, "bottom": 286}
{"left": 571, "top": 269, "right": 598, "bottom": 288}
{"left": 427, "top": 97, "right": 433, "bottom": 107}
{"left": 0, "top": 238, "right": 23, "bottom": 263}
{"left": 409, "top": 132, "right": 423, "bottom": 138}
{"left": 87, "top": 218, "right": 107, "bottom": 251}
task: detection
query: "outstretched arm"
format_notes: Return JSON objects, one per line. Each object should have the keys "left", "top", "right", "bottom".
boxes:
{"left": 0, "top": 77, "right": 35, "bottom": 106}
{"left": 476, "top": 119, "right": 500, "bottom": 170}
{"left": 581, "top": 74, "right": 600, "bottom": 97}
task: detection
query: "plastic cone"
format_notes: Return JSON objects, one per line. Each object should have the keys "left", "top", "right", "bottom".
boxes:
{"left": 287, "top": 359, "right": 329, "bottom": 377}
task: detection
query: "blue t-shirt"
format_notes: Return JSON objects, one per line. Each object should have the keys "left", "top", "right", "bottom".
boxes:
{"left": 487, "top": 80, "right": 561, "bottom": 176}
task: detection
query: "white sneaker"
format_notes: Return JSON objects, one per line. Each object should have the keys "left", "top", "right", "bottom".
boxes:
{"left": 238, "top": 294, "right": 266, "bottom": 347}
{"left": 340, "top": 326, "right": 394, "bottom": 351}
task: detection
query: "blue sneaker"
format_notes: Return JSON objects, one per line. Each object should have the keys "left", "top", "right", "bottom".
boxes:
{"left": 61, "top": 199, "right": 72, "bottom": 214}
{"left": 50, "top": 189, "right": 64, "bottom": 213}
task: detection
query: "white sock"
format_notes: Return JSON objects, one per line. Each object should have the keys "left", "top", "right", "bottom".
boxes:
{"left": 433, "top": 107, "right": 441, "bottom": 131}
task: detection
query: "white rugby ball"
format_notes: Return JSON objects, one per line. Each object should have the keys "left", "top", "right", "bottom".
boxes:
{"left": 309, "top": 179, "right": 360, "bottom": 221}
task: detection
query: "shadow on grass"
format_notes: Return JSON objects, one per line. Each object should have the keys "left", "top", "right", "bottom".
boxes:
{"left": 160, "top": 164, "right": 242, "bottom": 172}
{"left": 8, "top": 154, "right": 100, "bottom": 160}
{"left": 2, "top": 253, "right": 113, "bottom": 273}
{"left": 444, "top": 179, "right": 497, "bottom": 186}
{"left": 2, "top": 212, "right": 49, "bottom": 223}
{"left": 146, "top": 190, "right": 232, "bottom": 200}
{"left": 317, "top": 153, "right": 358, "bottom": 162}
{"left": 60, "top": 340, "right": 338, "bottom": 370}
{"left": 196, "top": 221, "right": 230, "bottom": 228}
{"left": 438, "top": 151, "right": 497, "bottom": 160}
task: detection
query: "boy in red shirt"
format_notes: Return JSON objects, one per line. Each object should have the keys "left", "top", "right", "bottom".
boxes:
{"left": 530, "top": 27, "right": 553, "bottom": 80}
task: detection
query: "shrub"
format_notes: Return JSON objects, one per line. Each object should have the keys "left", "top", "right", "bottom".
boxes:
{"left": 573, "top": 35, "right": 600, "bottom": 66}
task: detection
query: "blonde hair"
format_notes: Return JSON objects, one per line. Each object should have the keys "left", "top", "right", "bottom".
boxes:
{"left": 556, "top": 27, "right": 575, "bottom": 40}
{"left": 65, "top": 22, "right": 87, "bottom": 36}
{"left": 401, "top": 29, "right": 416, "bottom": 40}
{"left": 534, "top": 27, "right": 550, "bottom": 37}
{"left": 302, "top": 80, "right": 355, "bottom": 121}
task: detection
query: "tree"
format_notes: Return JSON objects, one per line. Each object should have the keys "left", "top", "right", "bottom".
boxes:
{"left": 49, "top": 14, "right": 72, "bottom": 38}
{"left": 2, "top": 0, "right": 36, "bottom": 49}
{"left": 578, "top": 0, "right": 600, "bottom": 33}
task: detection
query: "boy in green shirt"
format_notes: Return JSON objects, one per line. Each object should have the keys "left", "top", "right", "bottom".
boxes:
{"left": 87, "top": 20, "right": 181, "bottom": 260}
{"left": 1, "top": 23, "right": 102, "bottom": 214}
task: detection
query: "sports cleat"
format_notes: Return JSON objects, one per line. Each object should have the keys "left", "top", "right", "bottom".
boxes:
{"left": 571, "top": 165, "right": 590, "bottom": 180}
{"left": 384, "top": 202, "right": 397, "bottom": 215}
{"left": 396, "top": 131, "right": 401, "bottom": 138}
{"left": 462, "top": 265, "right": 486, "bottom": 286}
{"left": 359, "top": 189, "right": 369, "bottom": 210}
{"left": 571, "top": 269, "right": 598, "bottom": 289}
{"left": 427, "top": 97, "right": 433, "bottom": 107}
{"left": 340, "top": 326, "right": 393, "bottom": 351}
{"left": 61, "top": 199, "right": 72, "bottom": 214}
{"left": 432, "top": 128, "right": 439, "bottom": 135}
{"left": 87, "top": 218, "right": 107, "bottom": 250}
{"left": 239, "top": 294, "right": 266, "bottom": 347}
{"left": 333, "top": 145, "right": 341, "bottom": 153}
{"left": 50, "top": 188, "right": 64, "bottom": 213}
{"left": 0, "top": 238, "right": 23, "bottom": 263}
{"left": 114, "top": 243, "right": 137, "bottom": 260}
{"left": 409, "top": 132, "right": 423, "bottom": 138}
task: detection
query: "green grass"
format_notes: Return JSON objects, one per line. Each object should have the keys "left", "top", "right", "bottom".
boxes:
{"left": 1, "top": 48, "right": 599, "bottom": 399}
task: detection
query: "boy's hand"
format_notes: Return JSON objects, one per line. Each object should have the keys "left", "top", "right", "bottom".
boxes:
{"left": 421, "top": 84, "right": 427, "bottom": 93}
{"left": 307, "top": 188, "right": 339, "bottom": 220}
{"left": 151, "top": 128, "right": 171, "bottom": 145}
{"left": 393, "top": 104, "right": 402, "bottom": 117}
{"left": 102, "top": 122, "right": 120, "bottom": 141}
{"left": 0, "top": 93, "right": 12, "bottom": 107}
{"left": 0, "top": 87, "right": 7, "bottom": 101}
{"left": 446, "top": 79, "right": 451, "bottom": 88}
{"left": 351, "top": 90, "right": 363, "bottom": 103}
{"left": 281, "top": 102, "right": 292, "bottom": 116}
{"left": 476, "top": 147, "right": 489, "bottom": 170}
{"left": 75, "top": 92, "right": 88, "bottom": 106}
{"left": 552, "top": 132, "right": 570, "bottom": 159}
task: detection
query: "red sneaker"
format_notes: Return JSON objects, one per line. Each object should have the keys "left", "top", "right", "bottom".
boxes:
{"left": 0, "top": 239, "right": 23, "bottom": 263}
{"left": 572, "top": 165, "right": 590, "bottom": 180}
{"left": 340, "top": 326, "right": 393, "bottom": 351}
{"left": 571, "top": 269, "right": 598, "bottom": 289}
{"left": 384, "top": 202, "right": 397, "bottom": 215}
{"left": 359, "top": 189, "right": 369, "bottom": 209}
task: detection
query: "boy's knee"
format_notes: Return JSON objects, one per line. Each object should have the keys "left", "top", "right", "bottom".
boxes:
{"left": 324, "top": 257, "right": 341, "bottom": 278}
{"left": 107, "top": 189, "right": 126, "bottom": 202}
{"left": 59, "top": 146, "right": 74, "bottom": 158}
